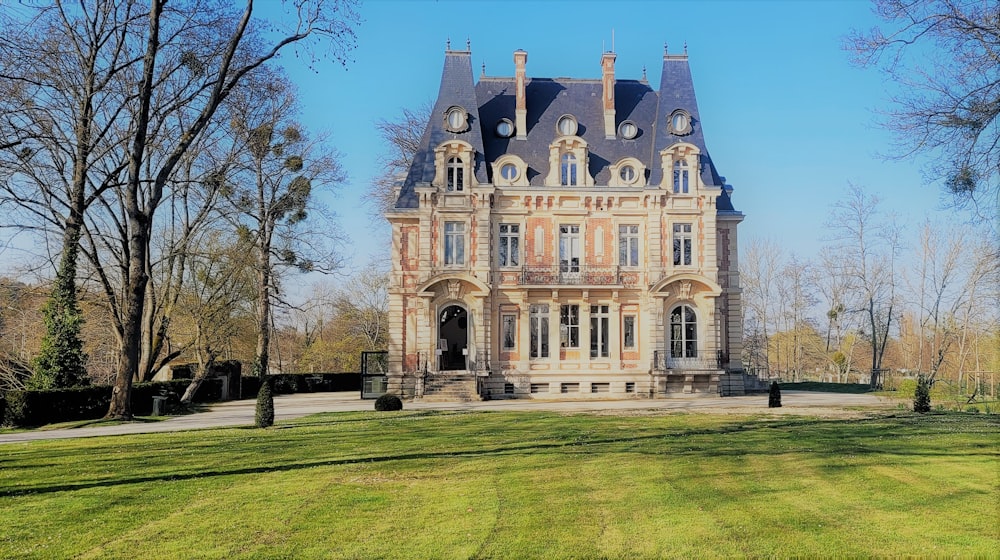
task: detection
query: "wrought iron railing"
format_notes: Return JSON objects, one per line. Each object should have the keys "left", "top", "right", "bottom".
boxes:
{"left": 652, "top": 350, "right": 725, "bottom": 371}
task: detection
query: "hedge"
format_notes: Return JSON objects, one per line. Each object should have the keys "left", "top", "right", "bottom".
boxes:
{"left": 240, "top": 373, "right": 361, "bottom": 399}
{"left": 1, "top": 379, "right": 223, "bottom": 428}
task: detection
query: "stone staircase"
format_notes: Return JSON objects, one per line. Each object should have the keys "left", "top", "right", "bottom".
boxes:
{"left": 719, "top": 372, "right": 747, "bottom": 396}
{"left": 419, "top": 372, "right": 480, "bottom": 402}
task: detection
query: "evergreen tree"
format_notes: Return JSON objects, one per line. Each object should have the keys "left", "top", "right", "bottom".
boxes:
{"left": 29, "top": 237, "right": 88, "bottom": 389}
{"left": 768, "top": 381, "right": 782, "bottom": 408}
{"left": 913, "top": 375, "right": 931, "bottom": 413}
{"left": 255, "top": 378, "right": 274, "bottom": 428}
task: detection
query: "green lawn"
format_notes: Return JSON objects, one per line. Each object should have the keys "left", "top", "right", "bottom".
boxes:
{"left": 1, "top": 410, "right": 997, "bottom": 558}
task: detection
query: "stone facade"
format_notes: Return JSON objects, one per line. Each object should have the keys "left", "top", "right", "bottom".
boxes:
{"left": 386, "top": 45, "right": 744, "bottom": 399}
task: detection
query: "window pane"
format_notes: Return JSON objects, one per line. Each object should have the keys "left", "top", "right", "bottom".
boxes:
{"left": 502, "top": 315, "right": 516, "bottom": 350}
{"left": 624, "top": 316, "right": 635, "bottom": 348}
{"left": 510, "top": 237, "right": 519, "bottom": 266}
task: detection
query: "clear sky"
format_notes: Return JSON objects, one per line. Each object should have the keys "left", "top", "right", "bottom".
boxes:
{"left": 4, "top": 1, "right": 953, "bottom": 283}
{"left": 281, "top": 0, "right": 954, "bottom": 280}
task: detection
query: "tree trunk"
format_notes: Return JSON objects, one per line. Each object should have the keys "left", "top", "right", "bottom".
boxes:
{"left": 107, "top": 0, "right": 163, "bottom": 420}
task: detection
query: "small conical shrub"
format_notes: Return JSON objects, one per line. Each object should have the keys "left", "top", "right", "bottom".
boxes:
{"left": 374, "top": 393, "right": 403, "bottom": 411}
{"left": 255, "top": 379, "right": 274, "bottom": 428}
{"left": 768, "top": 381, "right": 782, "bottom": 408}
{"left": 913, "top": 375, "right": 931, "bottom": 413}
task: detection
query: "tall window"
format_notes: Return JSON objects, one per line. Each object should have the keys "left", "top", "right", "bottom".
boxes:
{"left": 560, "top": 304, "right": 580, "bottom": 348}
{"left": 529, "top": 304, "right": 549, "bottom": 358}
{"left": 559, "top": 225, "right": 581, "bottom": 274}
{"left": 560, "top": 153, "right": 578, "bottom": 186}
{"left": 590, "top": 305, "right": 609, "bottom": 358}
{"left": 447, "top": 156, "right": 464, "bottom": 191}
{"left": 670, "top": 305, "right": 698, "bottom": 358}
{"left": 673, "top": 223, "right": 692, "bottom": 267}
{"left": 672, "top": 159, "right": 689, "bottom": 193}
{"left": 444, "top": 221, "right": 465, "bottom": 265}
{"left": 499, "top": 224, "right": 520, "bottom": 267}
{"left": 619, "top": 225, "right": 639, "bottom": 267}
{"left": 623, "top": 315, "right": 636, "bottom": 349}
{"left": 501, "top": 314, "right": 517, "bottom": 350}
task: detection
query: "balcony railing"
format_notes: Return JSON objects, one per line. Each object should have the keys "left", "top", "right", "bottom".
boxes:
{"left": 652, "top": 350, "right": 726, "bottom": 371}
{"left": 496, "top": 266, "right": 644, "bottom": 287}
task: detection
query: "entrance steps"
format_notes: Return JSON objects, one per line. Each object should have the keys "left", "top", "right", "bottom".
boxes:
{"left": 419, "top": 372, "right": 480, "bottom": 402}
{"left": 719, "top": 372, "right": 746, "bottom": 396}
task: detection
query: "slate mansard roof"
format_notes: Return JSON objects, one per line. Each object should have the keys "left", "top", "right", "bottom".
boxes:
{"left": 394, "top": 49, "right": 738, "bottom": 214}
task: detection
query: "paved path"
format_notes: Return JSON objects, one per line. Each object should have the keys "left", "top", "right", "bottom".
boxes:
{"left": 0, "top": 391, "right": 896, "bottom": 444}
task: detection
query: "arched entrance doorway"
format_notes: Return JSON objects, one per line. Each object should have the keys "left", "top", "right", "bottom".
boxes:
{"left": 438, "top": 305, "right": 468, "bottom": 370}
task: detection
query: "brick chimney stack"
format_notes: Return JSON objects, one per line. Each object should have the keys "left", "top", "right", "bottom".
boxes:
{"left": 514, "top": 49, "right": 528, "bottom": 139}
{"left": 601, "top": 51, "right": 616, "bottom": 139}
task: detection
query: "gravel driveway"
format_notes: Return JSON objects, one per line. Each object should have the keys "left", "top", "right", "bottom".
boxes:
{"left": 0, "top": 390, "right": 898, "bottom": 444}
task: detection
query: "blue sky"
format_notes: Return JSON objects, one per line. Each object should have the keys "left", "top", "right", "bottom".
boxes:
{"left": 280, "top": 0, "right": 952, "bottom": 279}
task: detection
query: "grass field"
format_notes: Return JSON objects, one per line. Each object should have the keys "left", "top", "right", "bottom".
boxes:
{"left": 1, "top": 410, "right": 997, "bottom": 558}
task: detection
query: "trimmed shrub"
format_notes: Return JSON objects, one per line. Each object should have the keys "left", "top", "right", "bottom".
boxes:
{"left": 913, "top": 375, "right": 931, "bottom": 413}
{"left": 239, "top": 373, "right": 361, "bottom": 399}
{"left": 255, "top": 380, "right": 274, "bottom": 428}
{"left": 768, "top": 381, "right": 782, "bottom": 408}
{"left": 374, "top": 393, "right": 403, "bottom": 412}
{"left": 0, "top": 379, "right": 224, "bottom": 428}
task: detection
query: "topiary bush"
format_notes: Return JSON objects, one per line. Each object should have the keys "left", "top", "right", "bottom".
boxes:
{"left": 374, "top": 393, "right": 403, "bottom": 412}
{"left": 768, "top": 381, "right": 782, "bottom": 408}
{"left": 255, "top": 380, "right": 274, "bottom": 428}
{"left": 913, "top": 375, "right": 931, "bottom": 413}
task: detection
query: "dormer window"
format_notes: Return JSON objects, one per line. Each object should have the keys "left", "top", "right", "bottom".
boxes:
{"left": 618, "top": 120, "right": 638, "bottom": 140}
{"left": 560, "top": 152, "right": 579, "bottom": 186}
{"left": 619, "top": 165, "right": 637, "bottom": 184}
{"left": 444, "top": 106, "right": 468, "bottom": 132}
{"left": 447, "top": 156, "right": 464, "bottom": 191}
{"left": 495, "top": 119, "right": 514, "bottom": 138}
{"left": 673, "top": 159, "right": 689, "bottom": 194}
{"left": 556, "top": 114, "right": 578, "bottom": 136}
{"left": 545, "top": 136, "right": 592, "bottom": 187}
{"left": 669, "top": 109, "right": 692, "bottom": 135}
{"left": 433, "top": 140, "right": 475, "bottom": 191}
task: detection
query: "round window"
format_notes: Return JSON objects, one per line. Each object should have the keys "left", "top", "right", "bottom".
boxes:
{"left": 619, "top": 165, "right": 637, "bottom": 184}
{"left": 495, "top": 119, "right": 514, "bottom": 138}
{"left": 445, "top": 106, "right": 467, "bottom": 131}
{"left": 500, "top": 163, "right": 518, "bottom": 181}
{"left": 618, "top": 121, "right": 638, "bottom": 139}
{"left": 556, "top": 114, "right": 577, "bottom": 136}
{"left": 670, "top": 111, "right": 690, "bottom": 133}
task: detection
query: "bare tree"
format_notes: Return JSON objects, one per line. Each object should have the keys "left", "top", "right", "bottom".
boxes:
{"left": 335, "top": 263, "right": 390, "bottom": 351}
{"left": 847, "top": 0, "right": 1000, "bottom": 227}
{"left": 222, "top": 69, "right": 345, "bottom": 380}
{"left": 103, "top": 0, "right": 356, "bottom": 419}
{"left": 741, "top": 238, "right": 784, "bottom": 377}
{"left": 366, "top": 103, "right": 431, "bottom": 218}
{"left": 827, "top": 184, "right": 902, "bottom": 387}
{"left": 176, "top": 233, "right": 254, "bottom": 403}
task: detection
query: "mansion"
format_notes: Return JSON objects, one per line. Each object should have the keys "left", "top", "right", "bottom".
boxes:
{"left": 385, "top": 44, "right": 744, "bottom": 399}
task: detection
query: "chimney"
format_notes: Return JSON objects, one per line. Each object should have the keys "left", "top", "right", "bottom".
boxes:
{"left": 601, "top": 51, "right": 616, "bottom": 139}
{"left": 514, "top": 49, "right": 528, "bottom": 139}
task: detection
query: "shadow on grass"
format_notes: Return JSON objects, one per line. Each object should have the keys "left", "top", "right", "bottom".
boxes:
{"left": 4, "top": 414, "right": 997, "bottom": 498}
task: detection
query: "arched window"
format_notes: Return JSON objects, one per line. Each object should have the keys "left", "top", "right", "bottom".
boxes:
{"left": 670, "top": 305, "right": 697, "bottom": 358}
{"left": 447, "top": 157, "right": 464, "bottom": 191}
{"left": 672, "top": 159, "right": 689, "bottom": 194}
{"left": 560, "top": 152, "right": 578, "bottom": 186}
